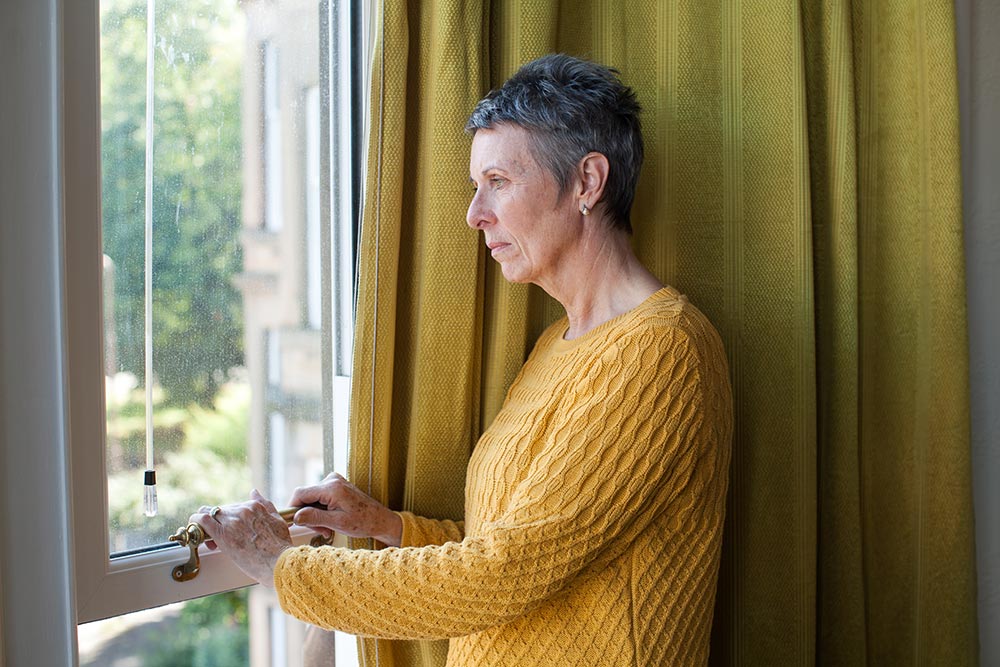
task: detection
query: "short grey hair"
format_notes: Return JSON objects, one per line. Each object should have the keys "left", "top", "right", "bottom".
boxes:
{"left": 465, "top": 54, "right": 643, "bottom": 234}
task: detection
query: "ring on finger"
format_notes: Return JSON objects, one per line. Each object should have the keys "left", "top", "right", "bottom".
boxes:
{"left": 210, "top": 506, "right": 223, "bottom": 521}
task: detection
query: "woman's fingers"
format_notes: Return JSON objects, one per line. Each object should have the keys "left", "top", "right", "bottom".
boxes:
{"left": 290, "top": 493, "right": 400, "bottom": 545}
{"left": 291, "top": 507, "right": 339, "bottom": 541}
{"left": 187, "top": 512, "right": 218, "bottom": 550}
{"left": 290, "top": 481, "right": 368, "bottom": 534}
{"left": 250, "top": 488, "right": 280, "bottom": 515}
{"left": 189, "top": 491, "right": 283, "bottom": 552}
{"left": 291, "top": 506, "right": 327, "bottom": 527}
{"left": 287, "top": 473, "right": 346, "bottom": 508}
{"left": 185, "top": 495, "right": 293, "bottom": 587}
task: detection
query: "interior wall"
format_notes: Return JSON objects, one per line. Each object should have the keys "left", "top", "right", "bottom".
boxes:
{"left": 955, "top": 0, "right": 1000, "bottom": 663}
{"left": 0, "top": 1, "right": 80, "bottom": 666}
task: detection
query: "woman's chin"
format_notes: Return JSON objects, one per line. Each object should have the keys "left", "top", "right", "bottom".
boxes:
{"left": 498, "top": 263, "right": 531, "bottom": 284}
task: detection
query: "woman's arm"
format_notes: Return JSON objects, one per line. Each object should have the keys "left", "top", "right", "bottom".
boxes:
{"left": 274, "top": 324, "right": 731, "bottom": 639}
{"left": 397, "top": 511, "right": 465, "bottom": 548}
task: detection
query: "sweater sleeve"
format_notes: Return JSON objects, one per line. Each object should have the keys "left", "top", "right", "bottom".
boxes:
{"left": 397, "top": 511, "right": 465, "bottom": 548}
{"left": 274, "top": 325, "right": 727, "bottom": 639}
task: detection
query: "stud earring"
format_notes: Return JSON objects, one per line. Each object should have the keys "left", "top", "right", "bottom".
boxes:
{"left": 581, "top": 204, "right": 590, "bottom": 216}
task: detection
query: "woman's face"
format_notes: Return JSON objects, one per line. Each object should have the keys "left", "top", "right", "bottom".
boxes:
{"left": 467, "top": 124, "right": 579, "bottom": 286}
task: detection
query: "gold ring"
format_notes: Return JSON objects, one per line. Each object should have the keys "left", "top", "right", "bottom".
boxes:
{"left": 210, "top": 506, "right": 222, "bottom": 521}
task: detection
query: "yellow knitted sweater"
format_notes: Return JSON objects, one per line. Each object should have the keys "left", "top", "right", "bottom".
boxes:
{"left": 275, "top": 286, "right": 732, "bottom": 666}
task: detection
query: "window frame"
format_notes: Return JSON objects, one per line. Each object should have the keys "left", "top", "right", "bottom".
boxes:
{"left": 67, "top": 0, "right": 361, "bottom": 625}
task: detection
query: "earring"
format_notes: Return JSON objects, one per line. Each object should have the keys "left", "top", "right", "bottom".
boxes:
{"left": 581, "top": 204, "right": 590, "bottom": 216}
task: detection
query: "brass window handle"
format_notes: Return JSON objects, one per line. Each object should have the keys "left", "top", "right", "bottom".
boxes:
{"left": 167, "top": 506, "right": 327, "bottom": 582}
{"left": 167, "top": 523, "right": 207, "bottom": 582}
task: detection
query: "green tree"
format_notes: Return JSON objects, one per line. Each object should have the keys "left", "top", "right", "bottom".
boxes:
{"left": 144, "top": 590, "right": 250, "bottom": 667}
{"left": 101, "top": 0, "right": 244, "bottom": 406}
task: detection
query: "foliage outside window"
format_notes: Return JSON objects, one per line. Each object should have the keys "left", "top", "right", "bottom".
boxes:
{"left": 101, "top": 0, "right": 251, "bottom": 555}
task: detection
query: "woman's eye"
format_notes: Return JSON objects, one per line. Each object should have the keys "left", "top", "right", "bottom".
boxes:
{"left": 489, "top": 177, "right": 505, "bottom": 188}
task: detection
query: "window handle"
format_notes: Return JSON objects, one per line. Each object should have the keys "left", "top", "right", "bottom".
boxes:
{"left": 167, "top": 505, "right": 330, "bottom": 582}
{"left": 168, "top": 523, "right": 206, "bottom": 582}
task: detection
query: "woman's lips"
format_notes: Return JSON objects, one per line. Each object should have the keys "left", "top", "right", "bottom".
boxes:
{"left": 487, "top": 241, "right": 510, "bottom": 258}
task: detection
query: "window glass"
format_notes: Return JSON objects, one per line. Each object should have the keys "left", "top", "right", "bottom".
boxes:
{"left": 100, "top": 0, "right": 342, "bottom": 557}
{"left": 98, "top": 0, "right": 358, "bottom": 662}
{"left": 102, "top": 0, "right": 251, "bottom": 554}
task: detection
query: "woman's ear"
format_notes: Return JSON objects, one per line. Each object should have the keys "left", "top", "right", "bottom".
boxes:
{"left": 576, "top": 152, "right": 610, "bottom": 214}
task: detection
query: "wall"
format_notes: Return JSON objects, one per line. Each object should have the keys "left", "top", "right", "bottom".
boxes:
{"left": 0, "top": 1, "right": 79, "bottom": 665}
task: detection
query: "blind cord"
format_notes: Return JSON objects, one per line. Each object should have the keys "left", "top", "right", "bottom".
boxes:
{"left": 142, "top": 0, "right": 158, "bottom": 518}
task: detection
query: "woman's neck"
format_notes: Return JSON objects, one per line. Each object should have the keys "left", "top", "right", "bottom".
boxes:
{"left": 539, "top": 225, "right": 663, "bottom": 340}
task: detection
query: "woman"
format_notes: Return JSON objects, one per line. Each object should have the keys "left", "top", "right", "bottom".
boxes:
{"left": 194, "top": 54, "right": 732, "bottom": 666}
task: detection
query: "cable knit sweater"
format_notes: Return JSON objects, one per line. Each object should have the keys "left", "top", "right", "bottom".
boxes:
{"left": 274, "top": 286, "right": 733, "bottom": 666}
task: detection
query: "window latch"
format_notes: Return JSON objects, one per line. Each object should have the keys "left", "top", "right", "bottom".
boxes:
{"left": 168, "top": 523, "right": 206, "bottom": 582}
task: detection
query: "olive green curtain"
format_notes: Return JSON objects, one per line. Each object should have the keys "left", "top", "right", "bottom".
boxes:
{"left": 347, "top": 0, "right": 978, "bottom": 665}
{"left": 347, "top": 0, "right": 489, "bottom": 663}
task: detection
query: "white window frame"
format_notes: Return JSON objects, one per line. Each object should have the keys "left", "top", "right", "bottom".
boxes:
{"left": 65, "top": 0, "right": 359, "bottom": 625}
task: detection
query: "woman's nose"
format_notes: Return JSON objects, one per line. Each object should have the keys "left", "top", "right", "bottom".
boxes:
{"left": 466, "top": 190, "right": 491, "bottom": 229}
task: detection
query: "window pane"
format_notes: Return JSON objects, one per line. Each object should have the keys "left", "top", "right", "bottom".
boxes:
{"left": 100, "top": 0, "right": 358, "bottom": 660}
{"left": 100, "top": 0, "right": 336, "bottom": 554}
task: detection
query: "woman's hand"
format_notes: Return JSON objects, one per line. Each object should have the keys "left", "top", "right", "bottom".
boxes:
{"left": 288, "top": 472, "right": 402, "bottom": 547}
{"left": 191, "top": 489, "right": 292, "bottom": 588}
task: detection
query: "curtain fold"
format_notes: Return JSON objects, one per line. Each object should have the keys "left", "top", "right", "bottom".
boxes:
{"left": 800, "top": 1, "right": 868, "bottom": 662}
{"left": 348, "top": 0, "right": 978, "bottom": 664}
{"left": 348, "top": 0, "right": 489, "bottom": 663}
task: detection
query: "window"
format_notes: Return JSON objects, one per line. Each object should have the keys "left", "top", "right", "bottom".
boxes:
{"left": 306, "top": 84, "right": 323, "bottom": 330}
{"left": 263, "top": 39, "right": 284, "bottom": 233}
{"left": 69, "top": 0, "right": 366, "bottom": 664}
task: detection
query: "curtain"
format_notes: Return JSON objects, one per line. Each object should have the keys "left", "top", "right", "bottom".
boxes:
{"left": 347, "top": 0, "right": 978, "bottom": 665}
{"left": 347, "top": 0, "right": 489, "bottom": 663}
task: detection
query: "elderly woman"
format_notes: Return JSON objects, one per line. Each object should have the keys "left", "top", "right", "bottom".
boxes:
{"left": 194, "top": 54, "right": 732, "bottom": 666}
